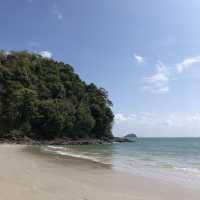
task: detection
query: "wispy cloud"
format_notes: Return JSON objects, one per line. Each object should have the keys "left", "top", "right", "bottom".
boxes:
{"left": 134, "top": 54, "right": 144, "bottom": 63}
{"left": 114, "top": 112, "right": 200, "bottom": 137}
{"left": 140, "top": 54, "right": 200, "bottom": 94}
{"left": 27, "top": 0, "right": 33, "bottom": 3}
{"left": 52, "top": 4, "right": 63, "bottom": 20}
{"left": 176, "top": 56, "right": 200, "bottom": 73}
{"left": 39, "top": 51, "right": 52, "bottom": 58}
{"left": 142, "top": 62, "right": 170, "bottom": 94}
{"left": 115, "top": 112, "right": 200, "bottom": 127}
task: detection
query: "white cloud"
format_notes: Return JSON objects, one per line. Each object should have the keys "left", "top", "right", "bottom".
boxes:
{"left": 52, "top": 4, "right": 63, "bottom": 20}
{"left": 139, "top": 54, "right": 200, "bottom": 94}
{"left": 134, "top": 54, "right": 144, "bottom": 63}
{"left": 176, "top": 56, "right": 200, "bottom": 73}
{"left": 27, "top": 0, "right": 33, "bottom": 3}
{"left": 115, "top": 113, "right": 127, "bottom": 122}
{"left": 113, "top": 112, "right": 200, "bottom": 137}
{"left": 142, "top": 62, "right": 170, "bottom": 94}
{"left": 39, "top": 51, "right": 52, "bottom": 58}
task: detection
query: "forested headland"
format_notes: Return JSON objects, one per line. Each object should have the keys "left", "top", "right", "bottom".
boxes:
{"left": 0, "top": 51, "right": 114, "bottom": 143}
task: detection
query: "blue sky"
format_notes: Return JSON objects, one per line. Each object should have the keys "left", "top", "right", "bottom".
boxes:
{"left": 1, "top": 0, "right": 200, "bottom": 137}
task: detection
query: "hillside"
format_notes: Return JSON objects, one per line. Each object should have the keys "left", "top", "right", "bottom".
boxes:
{"left": 0, "top": 51, "right": 114, "bottom": 141}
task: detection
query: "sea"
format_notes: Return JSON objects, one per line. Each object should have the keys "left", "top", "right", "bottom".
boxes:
{"left": 43, "top": 138, "right": 200, "bottom": 189}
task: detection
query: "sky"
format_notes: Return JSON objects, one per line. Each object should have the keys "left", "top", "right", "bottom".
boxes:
{"left": 1, "top": 0, "right": 200, "bottom": 137}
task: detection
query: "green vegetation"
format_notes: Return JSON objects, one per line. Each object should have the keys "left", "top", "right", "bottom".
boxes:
{"left": 0, "top": 51, "right": 114, "bottom": 140}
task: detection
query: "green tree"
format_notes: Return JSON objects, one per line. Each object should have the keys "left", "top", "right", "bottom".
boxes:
{"left": 0, "top": 51, "right": 114, "bottom": 140}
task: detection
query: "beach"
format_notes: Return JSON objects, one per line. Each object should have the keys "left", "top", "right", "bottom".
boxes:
{"left": 0, "top": 144, "right": 199, "bottom": 200}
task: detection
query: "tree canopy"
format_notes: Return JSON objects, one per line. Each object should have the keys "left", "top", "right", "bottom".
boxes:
{"left": 0, "top": 51, "right": 114, "bottom": 140}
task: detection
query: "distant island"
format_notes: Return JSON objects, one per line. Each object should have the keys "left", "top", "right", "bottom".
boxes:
{"left": 124, "top": 133, "right": 137, "bottom": 138}
{"left": 0, "top": 51, "right": 116, "bottom": 144}
{"left": 123, "top": 134, "right": 137, "bottom": 142}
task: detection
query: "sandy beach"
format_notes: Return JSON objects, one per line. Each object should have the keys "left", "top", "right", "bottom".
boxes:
{"left": 0, "top": 144, "right": 199, "bottom": 200}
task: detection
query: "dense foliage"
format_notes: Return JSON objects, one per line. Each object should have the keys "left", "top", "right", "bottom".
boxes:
{"left": 0, "top": 51, "right": 114, "bottom": 140}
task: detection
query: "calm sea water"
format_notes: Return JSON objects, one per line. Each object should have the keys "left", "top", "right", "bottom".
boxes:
{"left": 43, "top": 138, "right": 200, "bottom": 188}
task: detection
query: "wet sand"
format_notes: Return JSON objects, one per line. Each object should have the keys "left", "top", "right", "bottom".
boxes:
{"left": 0, "top": 144, "right": 199, "bottom": 200}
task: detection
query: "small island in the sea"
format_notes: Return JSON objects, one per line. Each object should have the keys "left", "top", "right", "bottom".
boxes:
{"left": 0, "top": 51, "right": 121, "bottom": 145}
{"left": 123, "top": 133, "right": 137, "bottom": 141}
{"left": 124, "top": 133, "right": 137, "bottom": 138}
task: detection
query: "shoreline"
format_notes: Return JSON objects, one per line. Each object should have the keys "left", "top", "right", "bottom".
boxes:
{"left": 34, "top": 144, "right": 200, "bottom": 190}
{"left": 0, "top": 144, "right": 200, "bottom": 200}
{"left": 0, "top": 136, "right": 133, "bottom": 145}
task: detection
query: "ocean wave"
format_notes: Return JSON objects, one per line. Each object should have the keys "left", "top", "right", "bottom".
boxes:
{"left": 44, "top": 145, "right": 200, "bottom": 177}
{"left": 173, "top": 167, "right": 200, "bottom": 174}
{"left": 47, "top": 145, "right": 65, "bottom": 150}
{"left": 42, "top": 146, "right": 111, "bottom": 165}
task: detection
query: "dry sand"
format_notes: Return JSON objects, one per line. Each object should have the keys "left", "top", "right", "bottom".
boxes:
{"left": 0, "top": 144, "right": 199, "bottom": 200}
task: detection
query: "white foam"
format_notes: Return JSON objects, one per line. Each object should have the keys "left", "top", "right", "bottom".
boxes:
{"left": 174, "top": 167, "right": 200, "bottom": 174}
{"left": 47, "top": 145, "right": 65, "bottom": 150}
{"left": 43, "top": 147, "right": 110, "bottom": 165}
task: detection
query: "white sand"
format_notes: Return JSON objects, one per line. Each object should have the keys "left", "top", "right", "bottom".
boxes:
{"left": 0, "top": 144, "right": 199, "bottom": 200}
